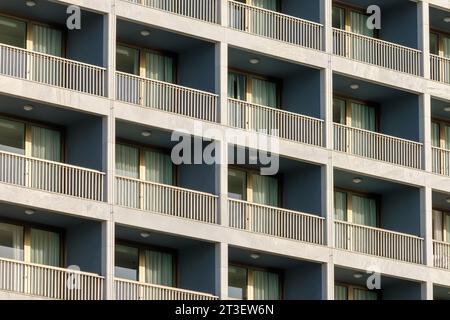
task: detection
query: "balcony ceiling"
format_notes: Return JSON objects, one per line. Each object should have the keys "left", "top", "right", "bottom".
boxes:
{"left": 432, "top": 192, "right": 450, "bottom": 211}
{"left": 117, "top": 19, "right": 211, "bottom": 53}
{"left": 430, "top": 7, "right": 450, "bottom": 33}
{"left": 434, "top": 285, "right": 450, "bottom": 301}
{"left": 432, "top": 99, "right": 450, "bottom": 120}
{"left": 336, "top": 0, "right": 406, "bottom": 10}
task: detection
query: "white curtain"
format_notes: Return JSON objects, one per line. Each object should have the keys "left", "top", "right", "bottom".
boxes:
{"left": 30, "top": 228, "right": 60, "bottom": 267}
{"left": 252, "top": 78, "right": 277, "bottom": 108}
{"left": 352, "top": 103, "right": 376, "bottom": 132}
{"left": 334, "top": 285, "right": 348, "bottom": 300}
{"left": 145, "top": 250, "right": 173, "bottom": 286}
{"left": 253, "top": 270, "right": 280, "bottom": 300}
{"left": 432, "top": 122, "right": 441, "bottom": 148}
{"left": 252, "top": 174, "right": 278, "bottom": 206}
{"left": 333, "top": 98, "right": 346, "bottom": 124}
{"left": 443, "top": 36, "right": 450, "bottom": 59}
{"left": 228, "top": 72, "right": 246, "bottom": 100}
{"left": 251, "top": 0, "right": 277, "bottom": 10}
{"left": 115, "top": 144, "right": 139, "bottom": 178}
{"left": 32, "top": 25, "right": 62, "bottom": 57}
{"left": 352, "top": 195, "right": 377, "bottom": 227}
{"left": 0, "top": 222, "right": 23, "bottom": 260}
{"left": 31, "top": 126, "right": 61, "bottom": 162}
{"left": 350, "top": 11, "right": 374, "bottom": 37}
{"left": 145, "top": 52, "right": 174, "bottom": 83}
{"left": 445, "top": 214, "right": 450, "bottom": 243}
{"left": 433, "top": 210, "right": 443, "bottom": 242}
{"left": 144, "top": 150, "right": 173, "bottom": 185}
{"left": 353, "top": 288, "right": 377, "bottom": 300}
{"left": 334, "top": 191, "right": 347, "bottom": 221}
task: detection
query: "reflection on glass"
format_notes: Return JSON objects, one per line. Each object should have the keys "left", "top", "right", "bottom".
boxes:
{"left": 228, "top": 169, "right": 247, "bottom": 200}
{"left": 0, "top": 222, "right": 24, "bottom": 260}
{"left": 0, "top": 118, "right": 25, "bottom": 154}
{"left": 228, "top": 265, "right": 247, "bottom": 300}
{"left": 115, "top": 244, "right": 139, "bottom": 281}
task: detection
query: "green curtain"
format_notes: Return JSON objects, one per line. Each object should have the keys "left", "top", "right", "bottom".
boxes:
{"left": 115, "top": 144, "right": 139, "bottom": 178}
{"left": 352, "top": 195, "right": 377, "bottom": 227}
{"left": 334, "top": 191, "right": 347, "bottom": 221}
{"left": 334, "top": 285, "right": 348, "bottom": 300}
{"left": 253, "top": 270, "right": 280, "bottom": 300}
{"left": 145, "top": 250, "right": 173, "bottom": 287}
{"left": 251, "top": 0, "right": 277, "bottom": 10}
{"left": 352, "top": 103, "right": 376, "bottom": 132}
{"left": 145, "top": 52, "right": 174, "bottom": 83}
{"left": 353, "top": 288, "right": 377, "bottom": 300}
{"left": 350, "top": 11, "right": 374, "bottom": 37}
{"left": 333, "top": 98, "right": 346, "bottom": 124}
{"left": 31, "top": 126, "right": 61, "bottom": 162}
{"left": 432, "top": 122, "right": 441, "bottom": 148}
{"left": 0, "top": 222, "right": 23, "bottom": 260}
{"left": 252, "top": 174, "right": 278, "bottom": 206}
{"left": 433, "top": 210, "right": 443, "bottom": 242}
{"left": 32, "top": 25, "right": 62, "bottom": 57}
{"left": 144, "top": 150, "right": 173, "bottom": 185}
{"left": 30, "top": 228, "right": 60, "bottom": 267}
{"left": 228, "top": 72, "right": 246, "bottom": 100}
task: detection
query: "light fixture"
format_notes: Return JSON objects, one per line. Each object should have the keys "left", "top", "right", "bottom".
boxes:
{"left": 25, "top": 0, "right": 36, "bottom": 7}
{"left": 353, "top": 273, "right": 364, "bottom": 279}
{"left": 23, "top": 105, "right": 34, "bottom": 111}
{"left": 249, "top": 58, "right": 260, "bottom": 65}
{"left": 250, "top": 253, "right": 260, "bottom": 260}
{"left": 444, "top": 107, "right": 450, "bottom": 112}
{"left": 353, "top": 177, "right": 363, "bottom": 184}
{"left": 444, "top": 17, "right": 450, "bottom": 23}
{"left": 25, "top": 209, "right": 35, "bottom": 215}
{"left": 140, "top": 232, "right": 150, "bottom": 238}
{"left": 141, "top": 130, "right": 151, "bottom": 137}
{"left": 350, "top": 84, "right": 360, "bottom": 90}
{"left": 140, "top": 30, "right": 150, "bottom": 37}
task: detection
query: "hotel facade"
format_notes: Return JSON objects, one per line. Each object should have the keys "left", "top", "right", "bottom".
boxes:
{"left": 0, "top": 0, "right": 449, "bottom": 300}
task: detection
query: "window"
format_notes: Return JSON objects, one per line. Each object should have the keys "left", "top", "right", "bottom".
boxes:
{"left": 430, "top": 31, "right": 450, "bottom": 58}
{"left": 335, "top": 284, "right": 378, "bottom": 300}
{"left": 228, "top": 168, "right": 279, "bottom": 206}
{"left": 333, "top": 98, "right": 378, "bottom": 132}
{"left": 228, "top": 264, "right": 281, "bottom": 300}
{"left": 431, "top": 120, "right": 450, "bottom": 150}
{"left": 0, "top": 15, "right": 26, "bottom": 48}
{"left": 30, "top": 228, "right": 60, "bottom": 267}
{"left": 0, "top": 118, "right": 25, "bottom": 154}
{"left": 116, "top": 45, "right": 139, "bottom": 75}
{"left": 332, "top": 5, "right": 375, "bottom": 38}
{"left": 334, "top": 190, "right": 378, "bottom": 228}
{"left": 115, "top": 242, "right": 175, "bottom": 286}
{"left": 433, "top": 210, "right": 450, "bottom": 243}
{"left": 0, "top": 222, "right": 24, "bottom": 260}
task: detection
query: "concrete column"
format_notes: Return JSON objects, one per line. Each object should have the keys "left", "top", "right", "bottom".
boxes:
{"left": 322, "top": 162, "right": 334, "bottom": 249}
{"left": 322, "top": 262, "right": 334, "bottom": 300}
{"left": 320, "top": 67, "right": 333, "bottom": 150}
{"left": 215, "top": 42, "right": 228, "bottom": 126}
{"left": 104, "top": 1, "right": 117, "bottom": 99}
{"left": 215, "top": 242, "right": 228, "bottom": 299}
{"left": 218, "top": 0, "right": 228, "bottom": 27}
{"left": 418, "top": 1, "right": 430, "bottom": 79}
{"left": 421, "top": 186, "right": 434, "bottom": 268}
{"left": 216, "top": 140, "right": 229, "bottom": 226}
{"left": 421, "top": 281, "right": 434, "bottom": 300}
{"left": 419, "top": 93, "right": 432, "bottom": 172}
{"left": 101, "top": 218, "right": 115, "bottom": 300}
{"left": 320, "top": 0, "right": 333, "bottom": 54}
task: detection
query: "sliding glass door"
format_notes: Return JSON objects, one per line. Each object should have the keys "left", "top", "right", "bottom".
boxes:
{"left": 0, "top": 222, "right": 24, "bottom": 260}
{"left": 30, "top": 228, "right": 60, "bottom": 267}
{"left": 0, "top": 15, "right": 26, "bottom": 48}
{"left": 335, "top": 284, "right": 378, "bottom": 300}
{"left": 334, "top": 191, "right": 378, "bottom": 228}
{"left": 431, "top": 121, "right": 450, "bottom": 174}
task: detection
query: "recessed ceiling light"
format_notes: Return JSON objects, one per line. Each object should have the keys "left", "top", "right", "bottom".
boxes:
{"left": 250, "top": 253, "right": 260, "bottom": 260}
{"left": 26, "top": 1, "right": 36, "bottom": 7}
{"left": 23, "top": 105, "right": 34, "bottom": 111}
{"left": 249, "top": 58, "right": 260, "bottom": 65}
{"left": 353, "top": 177, "right": 363, "bottom": 184}
{"left": 350, "top": 84, "right": 360, "bottom": 90}
{"left": 141, "top": 130, "right": 151, "bottom": 137}
{"left": 140, "top": 232, "right": 150, "bottom": 238}
{"left": 353, "top": 273, "right": 364, "bottom": 279}
{"left": 25, "top": 209, "right": 35, "bottom": 215}
{"left": 140, "top": 30, "right": 150, "bottom": 37}
{"left": 444, "top": 17, "right": 450, "bottom": 23}
{"left": 444, "top": 107, "right": 450, "bottom": 112}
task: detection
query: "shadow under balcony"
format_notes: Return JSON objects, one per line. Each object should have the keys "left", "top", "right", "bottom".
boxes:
{"left": 333, "top": 74, "right": 422, "bottom": 169}
{"left": 332, "top": 0, "right": 422, "bottom": 75}
{"left": 0, "top": 1, "right": 106, "bottom": 96}
{"left": 0, "top": 96, "right": 105, "bottom": 201}
{"left": 114, "top": 225, "right": 218, "bottom": 300}
{"left": 334, "top": 170, "right": 423, "bottom": 264}
{"left": 0, "top": 203, "right": 105, "bottom": 300}
{"left": 429, "top": 6, "right": 450, "bottom": 85}
{"left": 431, "top": 99, "right": 450, "bottom": 176}
{"left": 228, "top": 47, "right": 324, "bottom": 147}
{"left": 432, "top": 191, "right": 450, "bottom": 271}
{"left": 227, "top": 146, "right": 325, "bottom": 245}
{"left": 228, "top": 0, "right": 323, "bottom": 50}
{"left": 115, "top": 121, "right": 218, "bottom": 224}
{"left": 116, "top": 20, "right": 218, "bottom": 122}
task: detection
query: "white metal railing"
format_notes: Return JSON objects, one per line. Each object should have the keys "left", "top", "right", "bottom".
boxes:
{"left": 228, "top": 98, "right": 324, "bottom": 146}
{"left": 0, "top": 150, "right": 105, "bottom": 201}
{"left": 333, "top": 28, "right": 422, "bottom": 76}
{"left": 0, "top": 43, "right": 106, "bottom": 96}
{"left": 433, "top": 240, "right": 450, "bottom": 270}
{"left": 115, "top": 278, "right": 218, "bottom": 300}
{"left": 430, "top": 54, "right": 450, "bottom": 84}
{"left": 334, "top": 123, "right": 423, "bottom": 169}
{"left": 228, "top": 1, "right": 323, "bottom": 50}
{"left": 432, "top": 147, "right": 450, "bottom": 176}
{"left": 116, "top": 176, "right": 218, "bottom": 224}
{"left": 0, "top": 257, "right": 104, "bottom": 300}
{"left": 116, "top": 72, "right": 218, "bottom": 122}
{"left": 335, "top": 221, "right": 424, "bottom": 264}
{"left": 229, "top": 199, "right": 325, "bottom": 245}
{"left": 125, "top": 0, "right": 218, "bottom": 23}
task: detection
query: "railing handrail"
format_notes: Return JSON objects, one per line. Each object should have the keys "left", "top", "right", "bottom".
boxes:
{"left": 229, "top": 0, "right": 324, "bottom": 28}
{"left": 431, "top": 146, "right": 450, "bottom": 153}
{"left": 0, "top": 42, "right": 106, "bottom": 71}
{"left": 333, "top": 123, "right": 423, "bottom": 146}
{"left": 334, "top": 220, "right": 424, "bottom": 240}
{"left": 0, "top": 256, "right": 104, "bottom": 279}
{"left": 116, "top": 175, "right": 219, "bottom": 198}
{"left": 229, "top": 198, "right": 325, "bottom": 220}
{"left": 116, "top": 71, "right": 218, "bottom": 97}
{"left": 432, "top": 239, "right": 450, "bottom": 246}
{"left": 114, "top": 278, "right": 219, "bottom": 299}
{"left": 430, "top": 53, "right": 450, "bottom": 63}
{"left": 332, "top": 27, "right": 422, "bottom": 53}
{"left": 0, "top": 149, "right": 106, "bottom": 175}
{"left": 228, "top": 98, "right": 324, "bottom": 123}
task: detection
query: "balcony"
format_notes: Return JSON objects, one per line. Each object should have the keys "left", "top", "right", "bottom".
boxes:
{"left": 433, "top": 240, "right": 450, "bottom": 270}
{"left": 123, "top": 0, "right": 219, "bottom": 24}
{"left": 228, "top": 0, "right": 323, "bottom": 50}
{"left": 431, "top": 99, "right": 450, "bottom": 176}
{"left": 432, "top": 191, "right": 450, "bottom": 270}
{"left": 430, "top": 54, "right": 450, "bottom": 84}
{"left": 429, "top": 6, "right": 450, "bottom": 85}
{"left": 432, "top": 147, "right": 450, "bottom": 176}
{"left": 115, "top": 278, "right": 218, "bottom": 300}
{"left": 0, "top": 257, "right": 104, "bottom": 300}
